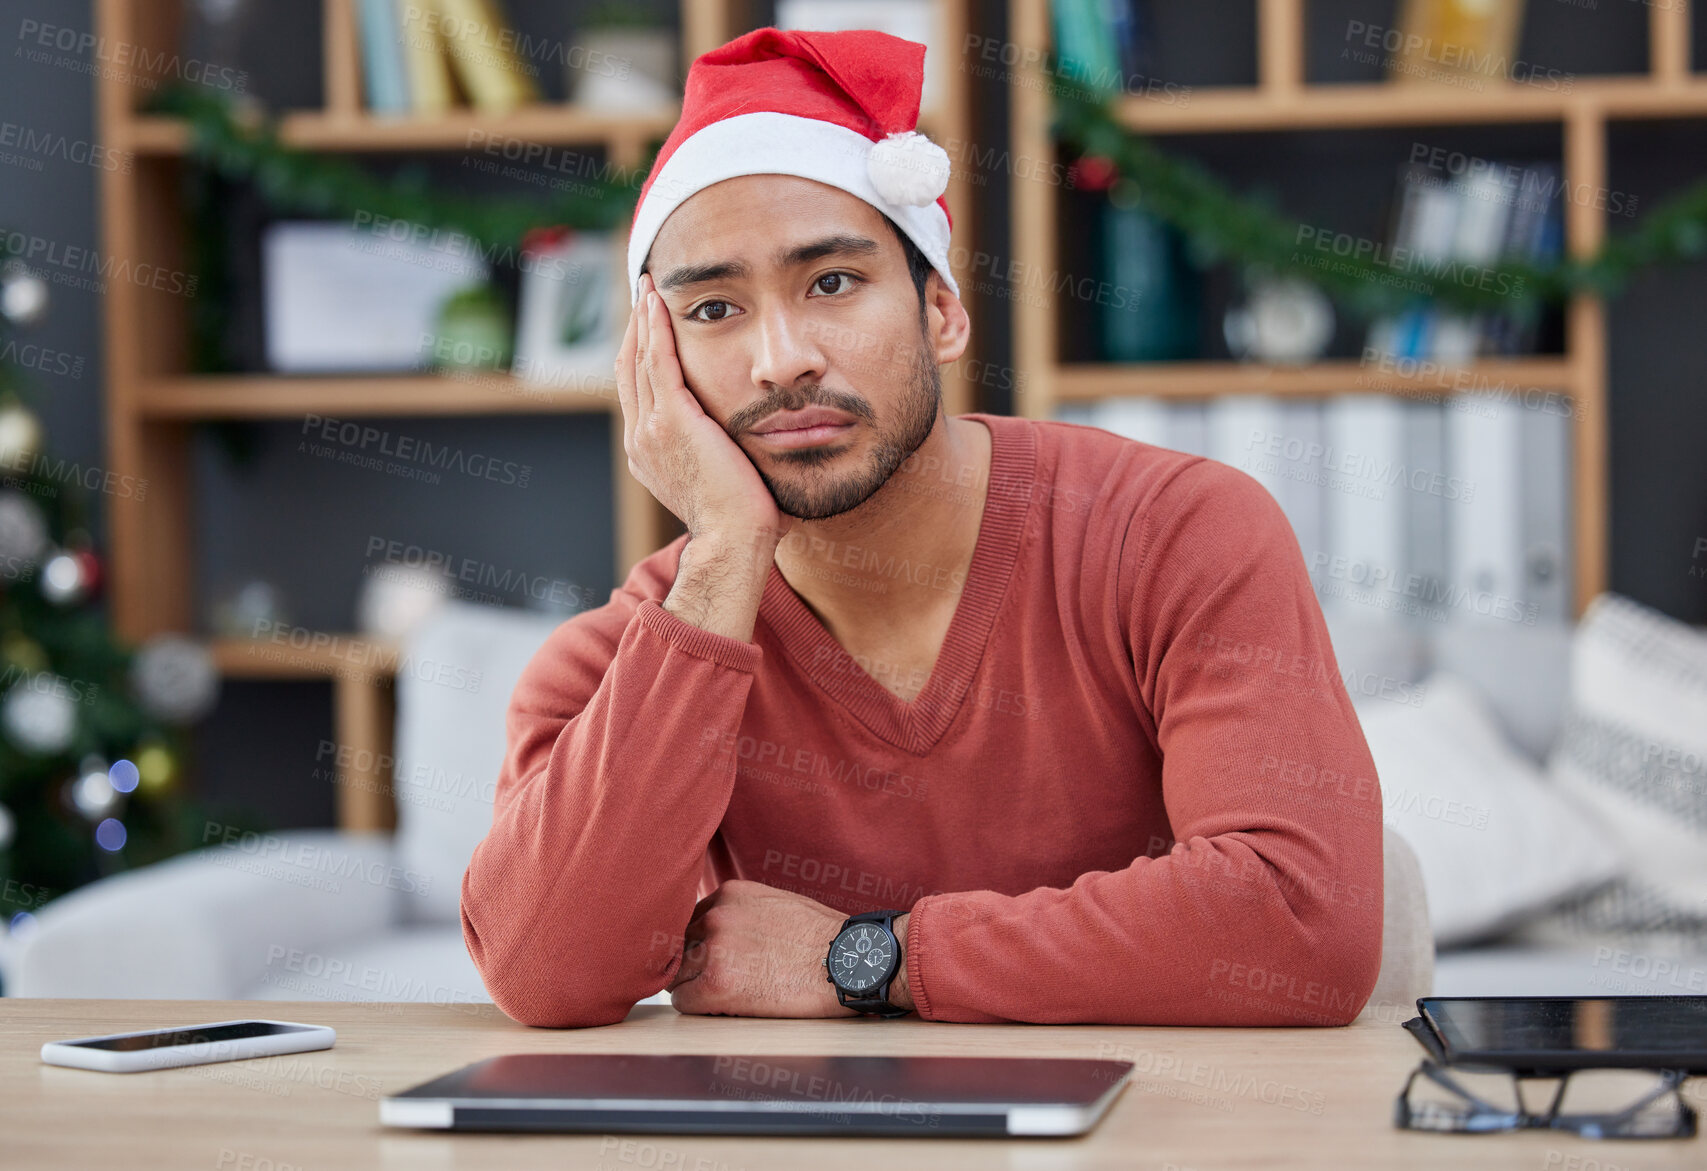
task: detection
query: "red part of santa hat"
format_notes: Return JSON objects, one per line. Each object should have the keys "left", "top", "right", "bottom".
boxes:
{"left": 627, "top": 26, "right": 957, "bottom": 304}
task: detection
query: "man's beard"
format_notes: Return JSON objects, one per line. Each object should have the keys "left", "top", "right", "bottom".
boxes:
{"left": 738, "top": 337, "right": 941, "bottom": 522}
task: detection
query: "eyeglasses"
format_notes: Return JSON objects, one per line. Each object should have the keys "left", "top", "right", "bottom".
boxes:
{"left": 1394, "top": 1059, "right": 1698, "bottom": 1139}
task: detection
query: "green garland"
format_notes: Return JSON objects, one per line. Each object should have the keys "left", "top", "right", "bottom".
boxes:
{"left": 1051, "top": 79, "right": 1707, "bottom": 319}
{"left": 153, "top": 88, "right": 639, "bottom": 241}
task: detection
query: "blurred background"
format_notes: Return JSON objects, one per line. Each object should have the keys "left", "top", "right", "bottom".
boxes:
{"left": 0, "top": 0, "right": 1703, "bottom": 1011}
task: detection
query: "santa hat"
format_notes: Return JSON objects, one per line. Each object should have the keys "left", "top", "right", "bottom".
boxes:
{"left": 627, "top": 26, "right": 957, "bottom": 305}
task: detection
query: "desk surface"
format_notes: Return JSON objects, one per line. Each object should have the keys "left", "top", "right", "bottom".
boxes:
{"left": 5, "top": 998, "right": 1703, "bottom": 1170}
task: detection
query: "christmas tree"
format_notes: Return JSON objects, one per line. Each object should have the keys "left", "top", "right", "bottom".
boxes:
{"left": 0, "top": 233, "right": 225, "bottom": 952}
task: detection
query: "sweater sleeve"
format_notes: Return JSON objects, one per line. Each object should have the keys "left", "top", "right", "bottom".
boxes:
{"left": 460, "top": 584, "right": 762, "bottom": 1028}
{"left": 903, "top": 458, "right": 1385, "bottom": 1026}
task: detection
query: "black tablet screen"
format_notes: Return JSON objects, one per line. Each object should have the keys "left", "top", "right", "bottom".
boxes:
{"left": 1423, "top": 997, "right": 1707, "bottom": 1069}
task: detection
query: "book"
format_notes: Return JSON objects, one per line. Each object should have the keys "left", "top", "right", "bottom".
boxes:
{"left": 356, "top": 0, "right": 411, "bottom": 114}
{"left": 429, "top": 0, "right": 539, "bottom": 113}
{"left": 396, "top": 0, "right": 457, "bottom": 114}
{"left": 1050, "top": 0, "right": 1122, "bottom": 93}
{"left": 1388, "top": 0, "right": 1527, "bottom": 89}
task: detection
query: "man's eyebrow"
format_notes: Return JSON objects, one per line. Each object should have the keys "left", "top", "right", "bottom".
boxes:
{"left": 655, "top": 259, "right": 750, "bottom": 294}
{"left": 654, "top": 235, "right": 881, "bottom": 295}
{"left": 775, "top": 234, "right": 881, "bottom": 268}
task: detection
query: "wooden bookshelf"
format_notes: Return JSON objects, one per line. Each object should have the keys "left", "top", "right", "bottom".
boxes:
{"left": 1007, "top": 0, "right": 1701, "bottom": 622}
{"left": 96, "top": 0, "right": 978, "bottom": 832}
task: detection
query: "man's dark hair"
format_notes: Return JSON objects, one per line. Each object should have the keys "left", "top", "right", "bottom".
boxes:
{"left": 880, "top": 212, "right": 935, "bottom": 322}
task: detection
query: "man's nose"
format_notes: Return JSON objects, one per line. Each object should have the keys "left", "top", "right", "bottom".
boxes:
{"left": 750, "top": 304, "right": 828, "bottom": 390}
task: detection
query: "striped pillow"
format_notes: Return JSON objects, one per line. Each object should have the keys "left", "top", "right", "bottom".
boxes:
{"left": 1521, "top": 593, "right": 1707, "bottom": 947}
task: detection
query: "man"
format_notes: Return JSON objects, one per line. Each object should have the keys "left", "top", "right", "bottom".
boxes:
{"left": 461, "top": 28, "right": 1384, "bottom": 1028}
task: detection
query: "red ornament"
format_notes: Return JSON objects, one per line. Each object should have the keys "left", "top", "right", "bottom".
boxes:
{"left": 72, "top": 547, "right": 102, "bottom": 598}
{"left": 522, "top": 225, "right": 574, "bottom": 255}
{"left": 1070, "top": 154, "right": 1119, "bottom": 192}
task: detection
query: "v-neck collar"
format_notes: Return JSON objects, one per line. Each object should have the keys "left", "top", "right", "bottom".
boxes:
{"left": 758, "top": 413, "right": 1037, "bottom": 756}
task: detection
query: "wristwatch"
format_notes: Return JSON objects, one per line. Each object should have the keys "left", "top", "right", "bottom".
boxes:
{"left": 823, "top": 909, "right": 909, "bottom": 1017}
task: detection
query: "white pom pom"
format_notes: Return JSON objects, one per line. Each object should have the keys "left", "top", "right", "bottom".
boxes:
{"left": 867, "top": 131, "right": 950, "bottom": 207}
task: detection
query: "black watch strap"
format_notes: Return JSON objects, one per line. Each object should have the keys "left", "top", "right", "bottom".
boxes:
{"left": 827, "top": 909, "right": 909, "bottom": 1018}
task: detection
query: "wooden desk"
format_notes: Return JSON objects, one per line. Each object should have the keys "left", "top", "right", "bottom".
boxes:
{"left": 5, "top": 999, "right": 1703, "bottom": 1170}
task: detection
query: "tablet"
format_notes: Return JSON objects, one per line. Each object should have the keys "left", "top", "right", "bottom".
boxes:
{"left": 1418, "top": 996, "right": 1707, "bottom": 1072}
{"left": 380, "top": 1053, "right": 1133, "bottom": 1136}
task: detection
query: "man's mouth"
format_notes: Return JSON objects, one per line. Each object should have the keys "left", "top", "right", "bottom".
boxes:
{"left": 750, "top": 406, "right": 858, "bottom": 448}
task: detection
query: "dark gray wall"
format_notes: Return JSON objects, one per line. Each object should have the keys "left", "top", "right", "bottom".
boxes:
{"left": 1, "top": 0, "right": 1702, "bottom": 829}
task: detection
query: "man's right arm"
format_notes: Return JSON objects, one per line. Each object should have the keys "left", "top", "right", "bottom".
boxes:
{"left": 459, "top": 537, "right": 772, "bottom": 1028}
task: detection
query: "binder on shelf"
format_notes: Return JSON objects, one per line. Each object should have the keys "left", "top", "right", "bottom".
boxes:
{"left": 1446, "top": 389, "right": 1527, "bottom": 625}
{"left": 1321, "top": 395, "right": 1408, "bottom": 607}
{"left": 396, "top": 0, "right": 457, "bottom": 114}
{"left": 356, "top": 0, "right": 411, "bottom": 114}
{"left": 430, "top": 0, "right": 540, "bottom": 113}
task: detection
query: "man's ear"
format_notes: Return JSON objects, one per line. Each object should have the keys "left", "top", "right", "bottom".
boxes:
{"left": 924, "top": 272, "right": 970, "bottom": 365}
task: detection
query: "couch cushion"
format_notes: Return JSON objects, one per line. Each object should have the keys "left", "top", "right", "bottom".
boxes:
{"left": 1521, "top": 593, "right": 1707, "bottom": 947}
{"left": 239, "top": 925, "right": 490, "bottom": 1006}
{"left": 393, "top": 601, "right": 570, "bottom": 924}
{"left": 238, "top": 925, "right": 674, "bottom": 1009}
{"left": 1429, "top": 617, "right": 1573, "bottom": 763}
{"left": 1358, "top": 672, "right": 1620, "bottom": 947}
{"left": 1434, "top": 944, "right": 1707, "bottom": 998}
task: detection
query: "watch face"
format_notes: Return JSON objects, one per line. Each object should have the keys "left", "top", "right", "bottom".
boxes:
{"left": 829, "top": 923, "right": 895, "bottom": 993}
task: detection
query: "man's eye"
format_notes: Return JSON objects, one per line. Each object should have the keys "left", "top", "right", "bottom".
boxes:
{"left": 812, "top": 272, "right": 858, "bottom": 296}
{"left": 688, "top": 300, "right": 734, "bottom": 323}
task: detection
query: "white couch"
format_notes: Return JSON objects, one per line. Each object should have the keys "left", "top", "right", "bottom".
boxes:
{"left": 1325, "top": 603, "right": 1707, "bottom": 998}
{"left": 0, "top": 601, "right": 675, "bottom": 1009}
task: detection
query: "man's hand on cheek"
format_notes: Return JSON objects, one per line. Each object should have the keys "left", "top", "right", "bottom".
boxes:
{"left": 666, "top": 879, "right": 858, "bottom": 1018}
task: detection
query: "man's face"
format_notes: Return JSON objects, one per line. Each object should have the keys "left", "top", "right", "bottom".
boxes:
{"left": 644, "top": 174, "right": 960, "bottom": 521}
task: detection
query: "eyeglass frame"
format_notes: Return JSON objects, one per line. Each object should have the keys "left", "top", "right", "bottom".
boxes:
{"left": 1393, "top": 1057, "right": 1699, "bottom": 1139}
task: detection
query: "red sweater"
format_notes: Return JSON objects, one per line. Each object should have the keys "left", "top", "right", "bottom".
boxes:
{"left": 461, "top": 412, "right": 1385, "bottom": 1028}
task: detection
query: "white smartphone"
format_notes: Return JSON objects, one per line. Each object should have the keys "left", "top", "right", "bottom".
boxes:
{"left": 40, "top": 1019, "right": 335, "bottom": 1073}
